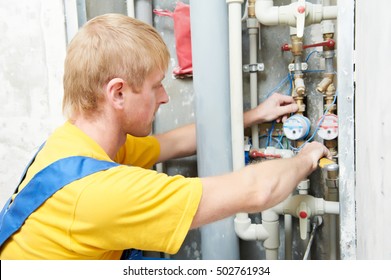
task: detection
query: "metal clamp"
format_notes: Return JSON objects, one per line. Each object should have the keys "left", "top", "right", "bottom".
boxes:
{"left": 243, "top": 63, "right": 264, "bottom": 73}
{"left": 288, "top": 62, "right": 308, "bottom": 72}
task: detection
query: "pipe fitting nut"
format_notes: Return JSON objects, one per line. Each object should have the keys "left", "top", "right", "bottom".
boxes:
{"left": 317, "top": 76, "right": 333, "bottom": 93}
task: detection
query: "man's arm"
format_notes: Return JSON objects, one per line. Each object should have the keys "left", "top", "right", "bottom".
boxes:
{"left": 154, "top": 123, "right": 196, "bottom": 163}
{"left": 244, "top": 93, "right": 298, "bottom": 127}
{"left": 155, "top": 93, "right": 298, "bottom": 163}
{"left": 190, "top": 141, "right": 330, "bottom": 228}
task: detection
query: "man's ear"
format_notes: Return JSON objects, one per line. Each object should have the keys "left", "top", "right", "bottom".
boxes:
{"left": 106, "top": 78, "right": 126, "bottom": 109}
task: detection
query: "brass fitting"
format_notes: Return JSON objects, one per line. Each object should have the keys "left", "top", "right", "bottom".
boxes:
{"left": 316, "top": 73, "right": 334, "bottom": 93}
{"left": 323, "top": 33, "right": 335, "bottom": 51}
{"left": 294, "top": 74, "right": 306, "bottom": 96}
{"left": 248, "top": 0, "right": 256, "bottom": 18}
{"left": 324, "top": 83, "right": 336, "bottom": 113}
{"left": 291, "top": 35, "right": 303, "bottom": 56}
{"left": 325, "top": 139, "right": 338, "bottom": 156}
{"left": 325, "top": 82, "right": 336, "bottom": 98}
{"left": 293, "top": 95, "right": 306, "bottom": 114}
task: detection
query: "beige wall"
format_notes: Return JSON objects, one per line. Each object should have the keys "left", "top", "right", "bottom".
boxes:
{"left": 1, "top": 0, "right": 391, "bottom": 260}
{"left": 0, "top": 0, "right": 66, "bottom": 208}
{"left": 355, "top": 0, "right": 391, "bottom": 259}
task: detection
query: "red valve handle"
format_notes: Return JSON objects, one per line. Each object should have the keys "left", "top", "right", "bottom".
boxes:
{"left": 281, "top": 39, "right": 335, "bottom": 52}
{"left": 303, "top": 39, "right": 335, "bottom": 49}
{"left": 299, "top": 211, "right": 308, "bottom": 219}
{"left": 281, "top": 43, "right": 291, "bottom": 51}
{"left": 249, "top": 150, "right": 282, "bottom": 159}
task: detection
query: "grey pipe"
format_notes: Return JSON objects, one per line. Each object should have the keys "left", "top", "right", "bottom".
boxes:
{"left": 248, "top": 18, "right": 260, "bottom": 149}
{"left": 190, "top": 0, "right": 240, "bottom": 259}
{"left": 135, "top": 0, "right": 153, "bottom": 25}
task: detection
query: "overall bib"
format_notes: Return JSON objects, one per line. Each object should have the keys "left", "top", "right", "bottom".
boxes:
{"left": 0, "top": 146, "right": 144, "bottom": 259}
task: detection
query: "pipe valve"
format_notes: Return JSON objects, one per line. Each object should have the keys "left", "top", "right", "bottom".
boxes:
{"left": 297, "top": 201, "right": 310, "bottom": 240}
{"left": 281, "top": 39, "right": 335, "bottom": 52}
{"left": 303, "top": 39, "right": 335, "bottom": 49}
{"left": 296, "top": 0, "right": 306, "bottom": 38}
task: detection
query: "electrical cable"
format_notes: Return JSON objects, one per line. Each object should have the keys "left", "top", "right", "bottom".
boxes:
{"left": 303, "top": 221, "right": 318, "bottom": 260}
{"left": 289, "top": 91, "right": 338, "bottom": 152}
{"left": 305, "top": 50, "right": 320, "bottom": 62}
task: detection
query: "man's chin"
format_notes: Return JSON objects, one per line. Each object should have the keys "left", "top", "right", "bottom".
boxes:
{"left": 131, "top": 127, "right": 152, "bottom": 137}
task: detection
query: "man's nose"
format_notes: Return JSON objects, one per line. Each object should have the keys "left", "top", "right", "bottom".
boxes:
{"left": 159, "top": 87, "right": 169, "bottom": 104}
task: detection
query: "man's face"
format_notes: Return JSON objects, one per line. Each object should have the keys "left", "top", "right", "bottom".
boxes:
{"left": 122, "top": 69, "right": 169, "bottom": 137}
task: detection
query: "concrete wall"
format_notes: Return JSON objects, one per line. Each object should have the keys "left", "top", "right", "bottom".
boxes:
{"left": 0, "top": 0, "right": 66, "bottom": 208}
{"left": 355, "top": 0, "right": 391, "bottom": 259}
{"left": 1, "top": 0, "right": 390, "bottom": 260}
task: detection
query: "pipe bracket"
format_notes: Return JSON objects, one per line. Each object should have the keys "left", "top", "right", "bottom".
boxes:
{"left": 288, "top": 62, "right": 308, "bottom": 72}
{"left": 243, "top": 63, "right": 264, "bottom": 73}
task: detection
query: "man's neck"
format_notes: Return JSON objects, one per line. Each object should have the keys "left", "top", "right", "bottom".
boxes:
{"left": 72, "top": 116, "right": 126, "bottom": 160}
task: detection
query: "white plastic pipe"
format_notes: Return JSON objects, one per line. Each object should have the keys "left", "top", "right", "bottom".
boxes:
{"left": 282, "top": 195, "right": 340, "bottom": 216}
{"left": 262, "top": 208, "right": 280, "bottom": 260}
{"left": 284, "top": 214, "right": 293, "bottom": 259}
{"left": 284, "top": 193, "right": 294, "bottom": 259}
{"left": 230, "top": 0, "right": 277, "bottom": 250}
{"left": 227, "top": 0, "right": 245, "bottom": 173}
{"left": 63, "top": 0, "right": 79, "bottom": 44}
{"left": 234, "top": 148, "right": 291, "bottom": 252}
{"left": 234, "top": 215, "right": 269, "bottom": 241}
{"left": 255, "top": 0, "right": 337, "bottom": 27}
{"left": 230, "top": 0, "right": 340, "bottom": 257}
{"left": 255, "top": 0, "right": 279, "bottom": 25}
{"left": 227, "top": 0, "right": 255, "bottom": 240}
{"left": 126, "top": 0, "right": 135, "bottom": 18}
{"left": 324, "top": 200, "right": 340, "bottom": 215}
{"left": 248, "top": 18, "right": 260, "bottom": 149}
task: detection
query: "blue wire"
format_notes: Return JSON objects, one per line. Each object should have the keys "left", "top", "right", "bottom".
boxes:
{"left": 271, "top": 134, "right": 285, "bottom": 149}
{"left": 289, "top": 91, "right": 339, "bottom": 152}
{"left": 278, "top": 134, "right": 285, "bottom": 149}
{"left": 286, "top": 72, "right": 293, "bottom": 95}
{"left": 303, "top": 69, "right": 324, "bottom": 74}
{"left": 266, "top": 74, "right": 291, "bottom": 98}
{"left": 261, "top": 65, "right": 335, "bottom": 152}
{"left": 268, "top": 121, "right": 276, "bottom": 147}
{"left": 305, "top": 50, "right": 319, "bottom": 62}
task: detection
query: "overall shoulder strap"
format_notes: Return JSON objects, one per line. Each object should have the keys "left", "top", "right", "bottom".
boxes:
{"left": 0, "top": 156, "right": 119, "bottom": 246}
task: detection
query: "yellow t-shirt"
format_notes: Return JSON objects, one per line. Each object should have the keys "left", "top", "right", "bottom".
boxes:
{"left": 0, "top": 122, "right": 202, "bottom": 259}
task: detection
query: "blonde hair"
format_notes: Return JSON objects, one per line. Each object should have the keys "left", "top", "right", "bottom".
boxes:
{"left": 62, "top": 13, "right": 170, "bottom": 119}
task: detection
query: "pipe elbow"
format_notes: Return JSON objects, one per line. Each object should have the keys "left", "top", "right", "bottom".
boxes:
{"left": 255, "top": 1, "right": 300, "bottom": 27}
{"left": 255, "top": 1, "right": 337, "bottom": 27}
{"left": 303, "top": 4, "right": 338, "bottom": 26}
{"left": 255, "top": 0, "right": 279, "bottom": 26}
{"left": 234, "top": 215, "right": 269, "bottom": 241}
{"left": 317, "top": 76, "right": 333, "bottom": 93}
{"left": 323, "top": 6, "right": 338, "bottom": 20}
{"left": 324, "top": 200, "right": 340, "bottom": 215}
{"left": 226, "top": 0, "right": 244, "bottom": 3}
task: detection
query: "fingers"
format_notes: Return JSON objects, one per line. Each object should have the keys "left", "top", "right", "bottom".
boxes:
{"left": 299, "top": 141, "right": 331, "bottom": 169}
{"left": 275, "top": 114, "right": 288, "bottom": 123}
{"left": 269, "top": 93, "right": 298, "bottom": 119}
{"left": 285, "top": 103, "right": 299, "bottom": 114}
{"left": 271, "top": 92, "right": 295, "bottom": 105}
{"left": 277, "top": 103, "right": 298, "bottom": 121}
{"left": 251, "top": 93, "right": 298, "bottom": 124}
{"left": 323, "top": 145, "right": 333, "bottom": 160}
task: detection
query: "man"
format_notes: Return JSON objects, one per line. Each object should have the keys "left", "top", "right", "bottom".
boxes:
{"left": 0, "top": 14, "right": 330, "bottom": 259}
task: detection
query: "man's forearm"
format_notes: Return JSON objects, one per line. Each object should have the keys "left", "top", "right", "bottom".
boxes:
{"left": 155, "top": 123, "right": 196, "bottom": 162}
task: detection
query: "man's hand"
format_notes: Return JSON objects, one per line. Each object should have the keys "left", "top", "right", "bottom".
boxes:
{"left": 297, "top": 141, "right": 332, "bottom": 171}
{"left": 244, "top": 93, "right": 298, "bottom": 128}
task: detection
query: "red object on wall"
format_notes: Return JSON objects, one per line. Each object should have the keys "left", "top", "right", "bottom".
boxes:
{"left": 154, "top": 2, "right": 193, "bottom": 78}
